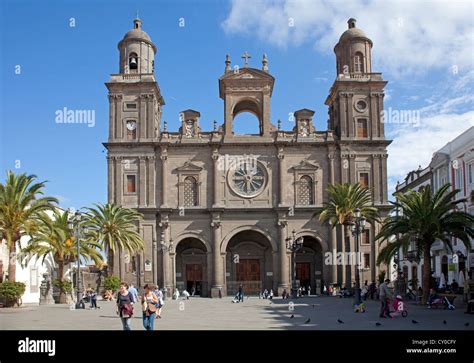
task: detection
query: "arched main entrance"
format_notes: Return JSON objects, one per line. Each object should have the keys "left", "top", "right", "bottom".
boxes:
{"left": 225, "top": 230, "right": 275, "bottom": 296}
{"left": 175, "top": 237, "right": 209, "bottom": 297}
{"left": 295, "top": 236, "right": 324, "bottom": 295}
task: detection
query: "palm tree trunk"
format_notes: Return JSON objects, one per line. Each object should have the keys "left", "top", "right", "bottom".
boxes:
{"left": 107, "top": 248, "right": 114, "bottom": 277}
{"left": 58, "top": 262, "right": 66, "bottom": 304}
{"left": 7, "top": 241, "right": 16, "bottom": 282}
{"left": 422, "top": 244, "right": 431, "bottom": 304}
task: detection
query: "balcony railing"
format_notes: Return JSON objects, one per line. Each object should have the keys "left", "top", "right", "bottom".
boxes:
{"left": 336, "top": 72, "right": 383, "bottom": 81}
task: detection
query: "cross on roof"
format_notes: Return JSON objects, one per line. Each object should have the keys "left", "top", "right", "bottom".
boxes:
{"left": 241, "top": 51, "right": 251, "bottom": 67}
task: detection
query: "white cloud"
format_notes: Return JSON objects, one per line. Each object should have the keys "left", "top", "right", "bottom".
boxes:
{"left": 386, "top": 72, "right": 474, "bottom": 196}
{"left": 222, "top": 0, "right": 474, "bottom": 76}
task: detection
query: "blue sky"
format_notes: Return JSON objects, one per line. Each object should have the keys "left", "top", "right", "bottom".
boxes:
{"left": 1, "top": 0, "right": 473, "bottom": 209}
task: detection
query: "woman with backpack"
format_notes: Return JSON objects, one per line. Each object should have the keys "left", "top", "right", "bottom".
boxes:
{"left": 116, "top": 282, "right": 134, "bottom": 330}
{"left": 142, "top": 284, "right": 159, "bottom": 330}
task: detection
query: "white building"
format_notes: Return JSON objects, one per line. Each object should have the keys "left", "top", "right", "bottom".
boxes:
{"left": 394, "top": 126, "right": 474, "bottom": 289}
{"left": 0, "top": 207, "right": 75, "bottom": 304}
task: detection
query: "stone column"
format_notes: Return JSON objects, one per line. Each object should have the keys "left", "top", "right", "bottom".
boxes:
{"left": 370, "top": 92, "right": 378, "bottom": 139}
{"left": 211, "top": 216, "right": 223, "bottom": 297}
{"left": 277, "top": 220, "right": 290, "bottom": 295}
{"left": 212, "top": 148, "right": 220, "bottom": 207}
{"left": 116, "top": 95, "right": 123, "bottom": 139}
{"left": 328, "top": 153, "right": 337, "bottom": 284}
{"left": 160, "top": 147, "right": 168, "bottom": 208}
{"left": 147, "top": 95, "right": 154, "bottom": 139}
{"left": 349, "top": 154, "right": 357, "bottom": 184}
{"left": 372, "top": 154, "right": 381, "bottom": 204}
{"left": 277, "top": 146, "right": 285, "bottom": 206}
{"left": 107, "top": 156, "right": 115, "bottom": 204}
{"left": 159, "top": 217, "right": 172, "bottom": 296}
{"left": 139, "top": 94, "right": 147, "bottom": 140}
{"left": 147, "top": 156, "right": 156, "bottom": 207}
{"left": 347, "top": 93, "right": 354, "bottom": 138}
{"left": 378, "top": 93, "right": 385, "bottom": 138}
{"left": 108, "top": 94, "right": 116, "bottom": 140}
{"left": 139, "top": 156, "right": 147, "bottom": 207}
{"left": 115, "top": 157, "right": 122, "bottom": 205}
{"left": 338, "top": 92, "right": 347, "bottom": 138}
{"left": 381, "top": 154, "right": 388, "bottom": 203}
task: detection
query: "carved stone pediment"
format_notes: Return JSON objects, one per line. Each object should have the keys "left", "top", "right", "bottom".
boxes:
{"left": 292, "top": 160, "right": 320, "bottom": 171}
{"left": 175, "top": 161, "right": 203, "bottom": 172}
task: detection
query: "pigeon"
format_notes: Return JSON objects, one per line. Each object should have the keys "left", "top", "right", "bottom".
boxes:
{"left": 443, "top": 320, "right": 447, "bottom": 325}
{"left": 290, "top": 314, "right": 294, "bottom": 319}
{"left": 304, "top": 318, "right": 311, "bottom": 324}
{"left": 337, "top": 319, "right": 344, "bottom": 324}
{"left": 312, "top": 304, "right": 315, "bottom": 308}
{"left": 465, "top": 322, "right": 470, "bottom": 327}
{"left": 412, "top": 320, "right": 419, "bottom": 324}
{"left": 375, "top": 322, "right": 381, "bottom": 326}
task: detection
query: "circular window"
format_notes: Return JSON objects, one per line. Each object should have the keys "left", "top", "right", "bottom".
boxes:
{"left": 228, "top": 161, "right": 267, "bottom": 198}
{"left": 355, "top": 100, "right": 367, "bottom": 112}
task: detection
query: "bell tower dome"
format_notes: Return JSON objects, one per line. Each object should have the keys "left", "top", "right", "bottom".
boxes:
{"left": 118, "top": 17, "right": 157, "bottom": 74}
{"left": 334, "top": 18, "right": 373, "bottom": 76}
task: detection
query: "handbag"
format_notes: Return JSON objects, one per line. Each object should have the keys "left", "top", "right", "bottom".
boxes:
{"left": 147, "top": 302, "right": 157, "bottom": 313}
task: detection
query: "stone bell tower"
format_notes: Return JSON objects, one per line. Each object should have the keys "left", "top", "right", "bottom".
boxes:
{"left": 218, "top": 53, "right": 275, "bottom": 139}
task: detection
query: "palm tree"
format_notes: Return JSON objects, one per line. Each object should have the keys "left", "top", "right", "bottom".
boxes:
{"left": 317, "top": 183, "right": 379, "bottom": 285}
{"left": 21, "top": 210, "right": 103, "bottom": 303}
{"left": 85, "top": 203, "right": 144, "bottom": 277}
{"left": 0, "top": 171, "right": 58, "bottom": 282}
{"left": 376, "top": 184, "right": 473, "bottom": 304}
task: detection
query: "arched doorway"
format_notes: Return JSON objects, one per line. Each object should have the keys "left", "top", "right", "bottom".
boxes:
{"left": 295, "top": 236, "right": 324, "bottom": 295}
{"left": 175, "top": 238, "right": 209, "bottom": 297}
{"left": 225, "top": 230, "right": 275, "bottom": 296}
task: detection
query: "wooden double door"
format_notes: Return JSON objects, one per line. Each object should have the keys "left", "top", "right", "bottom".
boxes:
{"left": 296, "top": 262, "right": 311, "bottom": 289}
{"left": 186, "top": 264, "right": 203, "bottom": 295}
{"left": 236, "top": 259, "right": 261, "bottom": 294}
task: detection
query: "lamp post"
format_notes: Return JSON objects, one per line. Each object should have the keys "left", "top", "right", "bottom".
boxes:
{"left": 68, "top": 211, "right": 88, "bottom": 309}
{"left": 160, "top": 232, "right": 173, "bottom": 300}
{"left": 348, "top": 208, "right": 366, "bottom": 306}
{"left": 285, "top": 229, "right": 304, "bottom": 299}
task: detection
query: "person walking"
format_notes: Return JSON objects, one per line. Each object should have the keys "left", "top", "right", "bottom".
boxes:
{"left": 89, "top": 288, "right": 98, "bottom": 309}
{"left": 269, "top": 289, "right": 274, "bottom": 300}
{"left": 141, "top": 284, "right": 158, "bottom": 330}
{"left": 128, "top": 283, "right": 138, "bottom": 303}
{"left": 379, "top": 279, "right": 392, "bottom": 318}
{"left": 369, "top": 281, "right": 376, "bottom": 300}
{"left": 116, "top": 282, "right": 134, "bottom": 330}
{"left": 154, "top": 285, "right": 164, "bottom": 318}
{"left": 238, "top": 284, "right": 244, "bottom": 302}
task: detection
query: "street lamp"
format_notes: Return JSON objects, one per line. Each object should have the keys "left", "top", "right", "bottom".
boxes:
{"left": 68, "top": 211, "right": 88, "bottom": 309}
{"left": 348, "top": 208, "right": 366, "bottom": 306}
{"left": 285, "top": 229, "right": 304, "bottom": 299}
{"left": 159, "top": 232, "right": 173, "bottom": 300}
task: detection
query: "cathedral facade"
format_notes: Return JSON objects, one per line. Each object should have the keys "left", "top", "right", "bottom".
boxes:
{"left": 104, "top": 17, "right": 391, "bottom": 297}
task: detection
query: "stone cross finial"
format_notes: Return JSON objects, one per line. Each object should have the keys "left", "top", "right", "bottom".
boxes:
{"left": 225, "top": 54, "right": 231, "bottom": 73}
{"left": 241, "top": 51, "right": 251, "bottom": 67}
{"left": 262, "top": 53, "right": 268, "bottom": 72}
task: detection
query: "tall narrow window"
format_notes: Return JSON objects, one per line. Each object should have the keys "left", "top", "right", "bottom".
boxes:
{"left": 183, "top": 176, "right": 198, "bottom": 206}
{"left": 468, "top": 163, "right": 473, "bottom": 184}
{"left": 126, "top": 175, "right": 136, "bottom": 193}
{"left": 354, "top": 52, "right": 364, "bottom": 73}
{"left": 357, "top": 119, "right": 368, "bottom": 138}
{"left": 298, "top": 175, "right": 314, "bottom": 205}
{"left": 363, "top": 253, "right": 370, "bottom": 268}
{"left": 361, "top": 230, "right": 370, "bottom": 244}
{"left": 359, "top": 173, "right": 369, "bottom": 188}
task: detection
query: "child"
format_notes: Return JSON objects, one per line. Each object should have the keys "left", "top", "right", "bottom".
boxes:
{"left": 390, "top": 295, "right": 404, "bottom": 318}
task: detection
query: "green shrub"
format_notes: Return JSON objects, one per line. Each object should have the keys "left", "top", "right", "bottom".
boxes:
{"left": 0, "top": 281, "right": 26, "bottom": 307}
{"left": 53, "top": 279, "right": 72, "bottom": 293}
{"left": 103, "top": 276, "right": 121, "bottom": 292}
